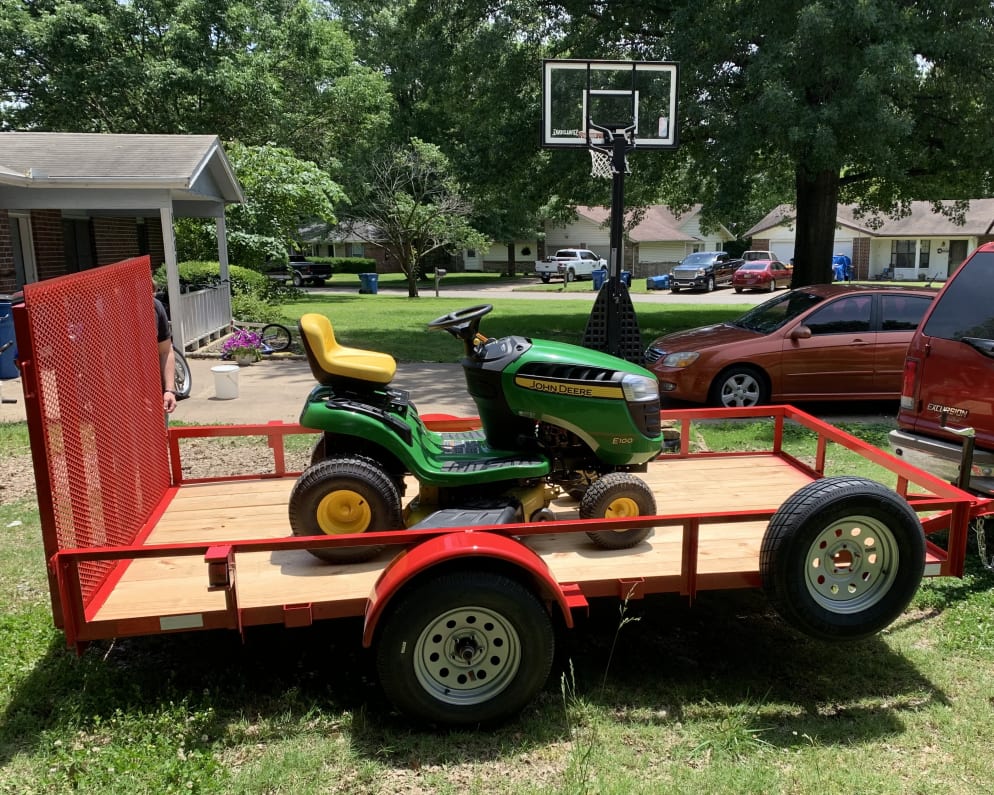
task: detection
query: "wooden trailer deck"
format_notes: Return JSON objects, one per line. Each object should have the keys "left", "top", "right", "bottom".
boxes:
{"left": 91, "top": 454, "right": 811, "bottom": 625}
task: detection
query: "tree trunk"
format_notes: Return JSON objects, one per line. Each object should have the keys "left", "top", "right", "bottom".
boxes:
{"left": 505, "top": 242, "right": 516, "bottom": 277}
{"left": 405, "top": 256, "right": 419, "bottom": 297}
{"left": 791, "top": 166, "right": 840, "bottom": 287}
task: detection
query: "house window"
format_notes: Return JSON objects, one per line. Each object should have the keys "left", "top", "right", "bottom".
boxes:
{"left": 890, "top": 240, "right": 916, "bottom": 269}
{"left": 62, "top": 218, "right": 95, "bottom": 272}
{"left": 917, "top": 239, "right": 930, "bottom": 271}
{"left": 347, "top": 242, "right": 363, "bottom": 257}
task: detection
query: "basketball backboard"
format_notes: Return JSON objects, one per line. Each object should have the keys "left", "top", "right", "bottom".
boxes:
{"left": 542, "top": 59, "right": 679, "bottom": 149}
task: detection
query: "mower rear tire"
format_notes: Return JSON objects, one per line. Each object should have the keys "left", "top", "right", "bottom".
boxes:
{"left": 580, "top": 472, "right": 656, "bottom": 549}
{"left": 289, "top": 456, "right": 402, "bottom": 564}
{"left": 376, "top": 571, "right": 554, "bottom": 726}
{"left": 760, "top": 476, "right": 925, "bottom": 640}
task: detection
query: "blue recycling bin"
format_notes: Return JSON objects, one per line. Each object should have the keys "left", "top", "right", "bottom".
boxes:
{"left": 358, "top": 273, "right": 379, "bottom": 294}
{"left": 646, "top": 274, "right": 670, "bottom": 290}
{"left": 620, "top": 271, "right": 632, "bottom": 287}
{"left": 0, "top": 299, "right": 17, "bottom": 380}
{"left": 591, "top": 269, "right": 607, "bottom": 290}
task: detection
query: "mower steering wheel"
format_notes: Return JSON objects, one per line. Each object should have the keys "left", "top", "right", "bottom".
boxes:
{"left": 427, "top": 304, "right": 493, "bottom": 332}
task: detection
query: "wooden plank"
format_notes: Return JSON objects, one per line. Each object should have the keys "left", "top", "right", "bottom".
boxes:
{"left": 92, "top": 455, "right": 813, "bottom": 623}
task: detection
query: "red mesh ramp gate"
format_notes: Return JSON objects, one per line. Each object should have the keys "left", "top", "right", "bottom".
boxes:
{"left": 15, "top": 257, "right": 171, "bottom": 615}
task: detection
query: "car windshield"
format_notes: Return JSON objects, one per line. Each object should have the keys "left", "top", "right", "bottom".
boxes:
{"left": 730, "top": 290, "right": 825, "bottom": 334}
{"left": 739, "top": 263, "right": 765, "bottom": 271}
{"left": 678, "top": 252, "right": 713, "bottom": 267}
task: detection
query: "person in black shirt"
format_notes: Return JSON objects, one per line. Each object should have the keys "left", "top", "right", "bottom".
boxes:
{"left": 154, "top": 297, "right": 178, "bottom": 415}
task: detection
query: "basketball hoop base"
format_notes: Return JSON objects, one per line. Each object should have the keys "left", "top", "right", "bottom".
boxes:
{"left": 581, "top": 278, "right": 643, "bottom": 363}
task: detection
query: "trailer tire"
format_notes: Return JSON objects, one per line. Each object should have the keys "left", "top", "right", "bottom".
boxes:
{"left": 760, "top": 476, "right": 925, "bottom": 641}
{"left": 288, "top": 456, "right": 402, "bottom": 563}
{"left": 376, "top": 572, "right": 555, "bottom": 726}
{"left": 581, "top": 472, "right": 656, "bottom": 549}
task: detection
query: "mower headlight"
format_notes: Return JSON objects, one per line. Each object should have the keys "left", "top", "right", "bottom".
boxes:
{"left": 661, "top": 351, "right": 700, "bottom": 368}
{"left": 621, "top": 374, "right": 659, "bottom": 402}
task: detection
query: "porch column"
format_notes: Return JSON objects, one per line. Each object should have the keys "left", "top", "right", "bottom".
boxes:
{"left": 216, "top": 214, "right": 233, "bottom": 324}
{"left": 160, "top": 205, "right": 185, "bottom": 349}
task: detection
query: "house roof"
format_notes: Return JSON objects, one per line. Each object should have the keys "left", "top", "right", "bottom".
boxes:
{"left": 748, "top": 201, "right": 994, "bottom": 238}
{"left": 575, "top": 204, "right": 728, "bottom": 243}
{"left": 0, "top": 132, "right": 244, "bottom": 204}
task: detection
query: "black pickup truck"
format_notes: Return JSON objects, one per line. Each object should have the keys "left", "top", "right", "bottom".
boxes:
{"left": 670, "top": 251, "right": 744, "bottom": 293}
{"left": 266, "top": 255, "right": 332, "bottom": 287}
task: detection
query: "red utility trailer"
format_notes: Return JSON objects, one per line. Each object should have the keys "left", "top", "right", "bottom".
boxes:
{"left": 12, "top": 259, "right": 993, "bottom": 726}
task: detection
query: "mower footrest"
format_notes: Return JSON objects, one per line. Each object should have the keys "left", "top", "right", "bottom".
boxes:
{"left": 409, "top": 506, "right": 520, "bottom": 531}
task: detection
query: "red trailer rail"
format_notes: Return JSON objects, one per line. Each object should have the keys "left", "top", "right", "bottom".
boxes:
{"left": 13, "top": 259, "right": 993, "bottom": 726}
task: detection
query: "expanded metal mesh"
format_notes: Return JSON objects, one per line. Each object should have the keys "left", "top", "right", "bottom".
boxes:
{"left": 21, "top": 257, "right": 171, "bottom": 602}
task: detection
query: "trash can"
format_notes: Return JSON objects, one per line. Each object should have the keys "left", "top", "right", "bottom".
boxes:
{"left": 646, "top": 274, "right": 670, "bottom": 290}
{"left": 0, "top": 298, "right": 16, "bottom": 380}
{"left": 620, "top": 271, "right": 632, "bottom": 287}
{"left": 591, "top": 269, "right": 607, "bottom": 290}
{"left": 358, "top": 273, "right": 379, "bottom": 294}
{"left": 211, "top": 364, "right": 239, "bottom": 400}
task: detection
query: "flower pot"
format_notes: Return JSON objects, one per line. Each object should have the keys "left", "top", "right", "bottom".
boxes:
{"left": 236, "top": 355, "right": 256, "bottom": 366}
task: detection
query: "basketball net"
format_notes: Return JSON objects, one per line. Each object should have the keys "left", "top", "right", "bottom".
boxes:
{"left": 589, "top": 148, "right": 630, "bottom": 179}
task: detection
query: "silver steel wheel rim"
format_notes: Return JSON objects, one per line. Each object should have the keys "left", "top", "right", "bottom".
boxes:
{"left": 804, "top": 514, "right": 899, "bottom": 613}
{"left": 414, "top": 605, "right": 521, "bottom": 706}
{"left": 720, "top": 374, "right": 760, "bottom": 407}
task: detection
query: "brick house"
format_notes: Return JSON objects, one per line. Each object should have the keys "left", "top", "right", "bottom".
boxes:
{"left": 0, "top": 133, "right": 243, "bottom": 347}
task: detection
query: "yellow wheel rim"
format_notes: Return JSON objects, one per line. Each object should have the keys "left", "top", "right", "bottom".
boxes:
{"left": 605, "top": 497, "right": 640, "bottom": 519}
{"left": 316, "top": 489, "right": 371, "bottom": 536}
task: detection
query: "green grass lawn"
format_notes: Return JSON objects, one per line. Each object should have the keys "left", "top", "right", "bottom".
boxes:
{"left": 2, "top": 413, "right": 993, "bottom": 793}
{"left": 278, "top": 292, "right": 743, "bottom": 363}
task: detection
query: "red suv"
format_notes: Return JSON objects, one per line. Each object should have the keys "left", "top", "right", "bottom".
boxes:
{"left": 889, "top": 243, "right": 994, "bottom": 495}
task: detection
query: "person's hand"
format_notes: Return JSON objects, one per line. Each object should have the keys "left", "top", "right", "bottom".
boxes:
{"left": 163, "top": 390, "right": 178, "bottom": 414}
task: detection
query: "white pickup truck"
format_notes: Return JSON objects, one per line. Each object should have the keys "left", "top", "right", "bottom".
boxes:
{"left": 535, "top": 248, "right": 608, "bottom": 283}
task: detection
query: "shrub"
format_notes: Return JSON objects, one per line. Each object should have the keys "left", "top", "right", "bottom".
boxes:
{"left": 231, "top": 293, "right": 284, "bottom": 324}
{"left": 323, "top": 257, "right": 377, "bottom": 275}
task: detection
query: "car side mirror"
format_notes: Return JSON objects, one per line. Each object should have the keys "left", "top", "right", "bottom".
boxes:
{"left": 790, "top": 325, "right": 812, "bottom": 340}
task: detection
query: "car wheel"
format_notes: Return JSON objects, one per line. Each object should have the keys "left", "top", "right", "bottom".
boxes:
{"left": 705, "top": 276, "right": 716, "bottom": 292}
{"left": 565, "top": 269, "right": 575, "bottom": 283}
{"left": 734, "top": 287, "right": 743, "bottom": 294}
{"left": 710, "top": 366, "right": 769, "bottom": 408}
{"left": 760, "top": 476, "right": 925, "bottom": 640}
{"left": 292, "top": 271, "right": 304, "bottom": 288}
{"left": 540, "top": 274, "right": 550, "bottom": 284}
{"left": 767, "top": 279, "right": 776, "bottom": 292}
{"left": 670, "top": 286, "right": 681, "bottom": 293}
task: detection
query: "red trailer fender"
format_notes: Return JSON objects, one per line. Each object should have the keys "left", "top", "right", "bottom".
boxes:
{"left": 362, "top": 531, "right": 580, "bottom": 647}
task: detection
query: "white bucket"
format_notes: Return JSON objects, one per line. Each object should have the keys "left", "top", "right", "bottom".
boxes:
{"left": 211, "top": 364, "right": 239, "bottom": 400}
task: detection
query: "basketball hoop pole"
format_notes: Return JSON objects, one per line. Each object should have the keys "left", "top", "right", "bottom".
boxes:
{"left": 606, "top": 132, "right": 628, "bottom": 357}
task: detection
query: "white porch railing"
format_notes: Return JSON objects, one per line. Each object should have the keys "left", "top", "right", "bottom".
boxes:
{"left": 176, "top": 284, "right": 231, "bottom": 350}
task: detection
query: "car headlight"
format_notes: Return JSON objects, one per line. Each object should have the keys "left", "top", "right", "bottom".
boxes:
{"left": 661, "top": 351, "right": 700, "bottom": 368}
{"left": 696, "top": 269, "right": 706, "bottom": 277}
{"left": 621, "top": 374, "right": 659, "bottom": 402}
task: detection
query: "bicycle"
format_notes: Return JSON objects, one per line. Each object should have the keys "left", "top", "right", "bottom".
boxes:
{"left": 172, "top": 346, "right": 192, "bottom": 400}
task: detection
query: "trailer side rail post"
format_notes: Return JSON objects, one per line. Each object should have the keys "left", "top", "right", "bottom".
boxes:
{"left": 54, "top": 556, "right": 86, "bottom": 653}
{"left": 679, "top": 517, "right": 701, "bottom": 603}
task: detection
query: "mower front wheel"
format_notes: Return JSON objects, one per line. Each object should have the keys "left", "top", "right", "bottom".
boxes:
{"left": 580, "top": 472, "right": 656, "bottom": 549}
{"left": 288, "top": 456, "right": 403, "bottom": 564}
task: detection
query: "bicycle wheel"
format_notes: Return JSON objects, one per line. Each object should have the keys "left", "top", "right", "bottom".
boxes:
{"left": 173, "top": 348, "right": 192, "bottom": 400}
{"left": 260, "top": 323, "right": 292, "bottom": 352}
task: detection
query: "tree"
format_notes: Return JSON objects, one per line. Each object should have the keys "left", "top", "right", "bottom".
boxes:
{"left": 529, "top": 0, "right": 994, "bottom": 285}
{"left": 177, "top": 142, "right": 345, "bottom": 268}
{"left": 347, "top": 138, "right": 488, "bottom": 297}
{"left": 0, "top": 0, "right": 392, "bottom": 170}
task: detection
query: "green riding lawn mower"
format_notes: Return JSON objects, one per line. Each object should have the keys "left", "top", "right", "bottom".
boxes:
{"left": 288, "top": 304, "right": 666, "bottom": 563}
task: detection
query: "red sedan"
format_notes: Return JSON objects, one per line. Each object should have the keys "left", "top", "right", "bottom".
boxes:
{"left": 643, "top": 285, "right": 937, "bottom": 407}
{"left": 732, "top": 259, "right": 793, "bottom": 293}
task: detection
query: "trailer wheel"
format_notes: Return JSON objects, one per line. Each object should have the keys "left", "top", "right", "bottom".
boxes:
{"left": 580, "top": 472, "right": 656, "bottom": 549}
{"left": 288, "top": 456, "right": 402, "bottom": 563}
{"left": 376, "top": 572, "right": 554, "bottom": 726}
{"left": 760, "top": 476, "right": 925, "bottom": 641}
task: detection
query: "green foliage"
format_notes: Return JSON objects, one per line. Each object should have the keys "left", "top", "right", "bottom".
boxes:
{"left": 231, "top": 293, "right": 284, "bottom": 324}
{"left": 347, "top": 138, "right": 488, "bottom": 296}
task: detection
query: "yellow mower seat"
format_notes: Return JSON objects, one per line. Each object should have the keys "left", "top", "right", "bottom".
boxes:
{"left": 298, "top": 313, "right": 396, "bottom": 386}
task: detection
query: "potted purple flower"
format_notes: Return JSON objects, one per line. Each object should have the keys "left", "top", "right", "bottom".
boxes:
{"left": 222, "top": 328, "right": 263, "bottom": 365}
